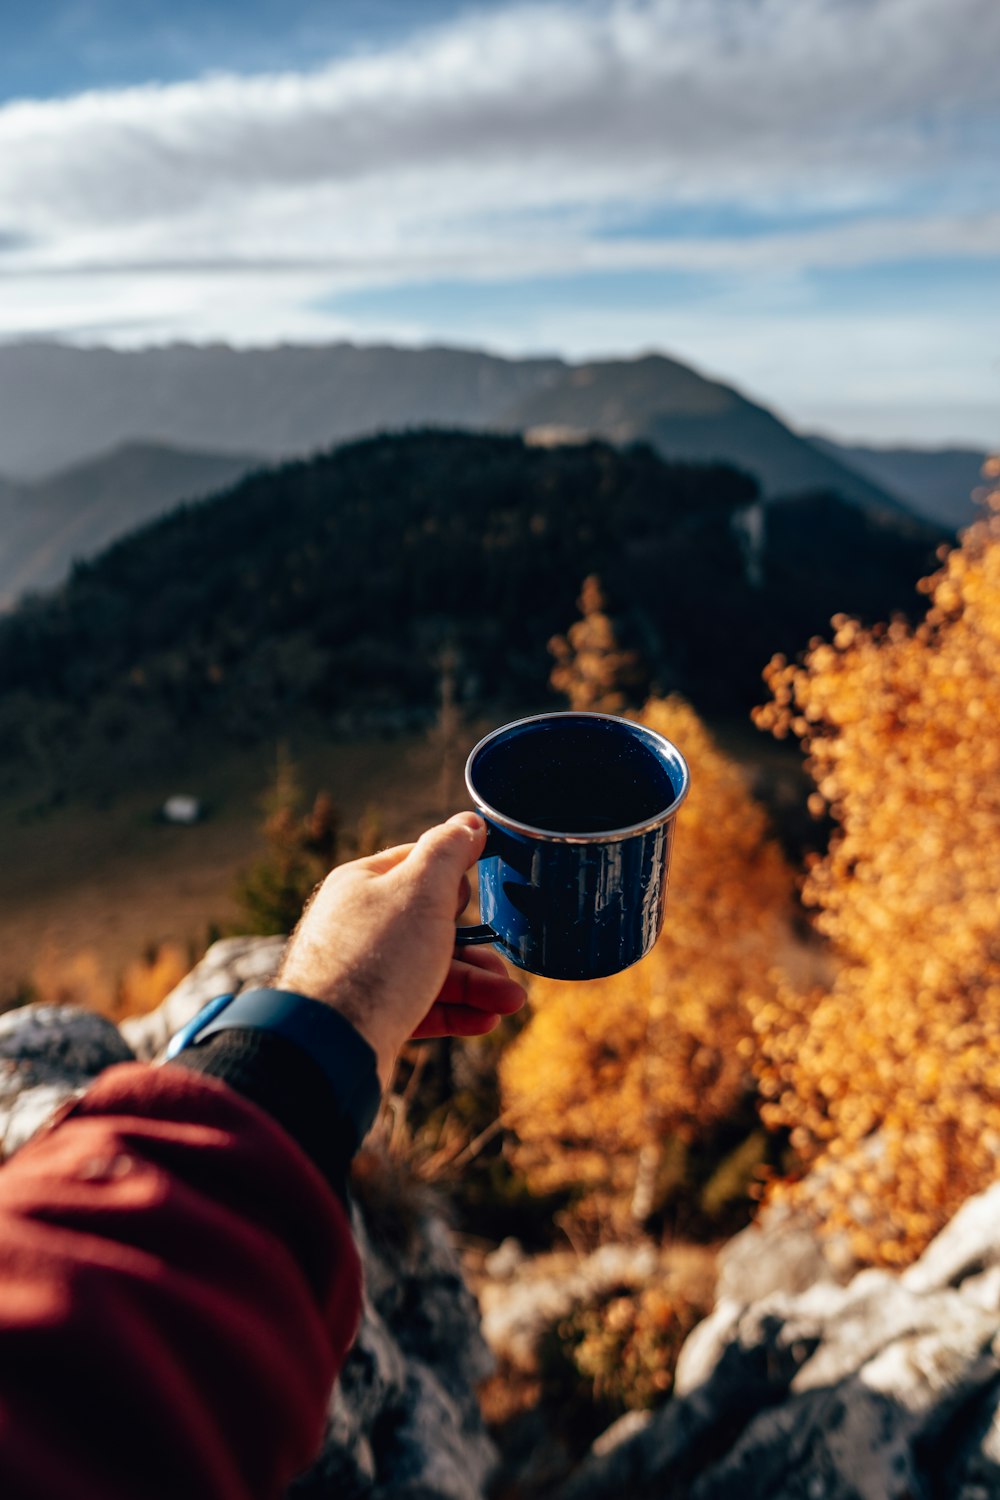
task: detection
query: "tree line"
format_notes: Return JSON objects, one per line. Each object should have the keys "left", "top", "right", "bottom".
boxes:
{"left": 0, "top": 429, "right": 941, "bottom": 800}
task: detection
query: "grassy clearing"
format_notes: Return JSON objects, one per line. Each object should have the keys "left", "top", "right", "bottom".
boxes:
{"left": 0, "top": 718, "right": 487, "bottom": 1000}
{"left": 0, "top": 707, "right": 810, "bottom": 1007}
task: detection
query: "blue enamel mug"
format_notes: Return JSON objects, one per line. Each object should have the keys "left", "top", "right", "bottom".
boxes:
{"left": 455, "top": 712, "right": 689, "bottom": 981}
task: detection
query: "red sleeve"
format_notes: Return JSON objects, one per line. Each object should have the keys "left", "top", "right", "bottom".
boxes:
{"left": 0, "top": 1061, "right": 362, "bottom": 1500}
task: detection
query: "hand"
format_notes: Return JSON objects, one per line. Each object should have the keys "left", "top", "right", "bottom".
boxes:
{"left": 276, "top": 812, "right": 526, "bottom": 1086}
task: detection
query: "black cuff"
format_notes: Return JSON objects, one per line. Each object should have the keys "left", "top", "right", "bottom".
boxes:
{"left": 172, "top": 1027, "right": 369, "bottom": 1203}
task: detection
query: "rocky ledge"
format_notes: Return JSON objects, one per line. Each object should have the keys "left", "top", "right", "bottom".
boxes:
{"left": 558, "top": 1190, "right": 1000, "bottom": 1500}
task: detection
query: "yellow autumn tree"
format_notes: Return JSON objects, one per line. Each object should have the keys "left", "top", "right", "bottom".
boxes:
{"left": 752, "top": 474, "right": 1000, "bottom": 1265}
{"left": 500, "top": 695, "right": 795, "bottom": 1229}
{"left": 548, "top": 575, "right": 647, "bottom": 713}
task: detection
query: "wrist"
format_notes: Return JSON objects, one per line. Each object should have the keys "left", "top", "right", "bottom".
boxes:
{"left": 166, "top": 986, "right": 383, "bottom": 1152}
{"left": 275, "top": 964, "right": 397, "bottom": 1088}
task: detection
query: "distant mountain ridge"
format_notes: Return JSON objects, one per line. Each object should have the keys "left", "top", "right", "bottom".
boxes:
{"left": 810, "top": 436, "right": 992, "bottom": 530}
{"left": 0, "top": 341, "right": 902, "bottom": 511}
{"left": 507, "top": 355, "right": 904, "bottom": 515}
{"left": 0, "top": 340, "right": 948, "bottom": 606}
{"left": 0, "top": 341, "right": 564, "bottom": 479}
{"left": 0, "top": 442, "right": 257, "bottom": 608}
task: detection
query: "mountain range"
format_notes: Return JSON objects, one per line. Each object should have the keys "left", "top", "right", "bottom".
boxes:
{"left": 0, "top": 442, "right": 256, "bottom": 607}
{"left": 0, "top": 341, "right": 986, "bottom": 609}
{"left": 0, "top": 341, "right": 562, "bottom": 479}
{"left": 508, "top": 357, "right": 903, "bottom": 515}
{"left": 809, "top": 437, "right": 991, "bottom": 531}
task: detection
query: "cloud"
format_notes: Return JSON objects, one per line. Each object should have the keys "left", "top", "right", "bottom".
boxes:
{"left": 0, "top": 0, "right": 996, "bottom": 446}
{"left": 0, "top": 0, "right": 997, "bottom": 275}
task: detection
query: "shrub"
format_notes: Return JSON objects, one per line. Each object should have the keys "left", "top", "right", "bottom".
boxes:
{"left": 500, "top": 696, "right": 794, "bottom": 1232}
{"left": 752, "top": 479, "right": 1000, "bottom": 1264}
{"left": 233, "top": 751, "right": 339, "bottom": 936}
{"left": 542, "top": 1284, "right": 704, "bottom": 1418}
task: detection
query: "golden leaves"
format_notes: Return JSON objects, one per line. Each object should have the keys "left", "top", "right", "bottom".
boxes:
{"left": 552, "top": 1283, "right": 702, "bottom": 1411}
{"left": 752, "top": 483, "right": 1000, "bottom": 1265}
{"left": 548, "top": 574, "right": 646, "bottom": 714}
{"left": 500, "top": 695, "right": 794, "bottom": 1228}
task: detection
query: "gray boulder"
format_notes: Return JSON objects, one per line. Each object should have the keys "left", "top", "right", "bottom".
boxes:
{"left": 560, "top": 1188, "right": 1000, "bottom": 1500}
{"left": 716, "top": 1199, "right": 857, "bottom": 1305}
{"left": 716, "top": 1137, "right": 912, "bottom": 1310}
{"left": 291, "top": 1204, "right": 496, "bottom": 1500}
{"left": 0, "top": 1001, "right": 134, "bottom": 1156}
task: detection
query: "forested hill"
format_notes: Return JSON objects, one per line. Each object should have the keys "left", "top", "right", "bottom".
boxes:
{"left": 0, "top": 345, "right": 914, "bottom": 606}
{"left": 0, "top": 431, "right": 944, "bottom": 797}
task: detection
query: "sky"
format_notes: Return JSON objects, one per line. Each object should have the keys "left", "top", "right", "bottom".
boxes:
{"left": 0, "top": 0, "right": 997, "bottom": 447}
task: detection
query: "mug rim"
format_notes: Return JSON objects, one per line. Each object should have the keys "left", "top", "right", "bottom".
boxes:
{"left": 464, "top": 710, "right": 690, "bottom": 845}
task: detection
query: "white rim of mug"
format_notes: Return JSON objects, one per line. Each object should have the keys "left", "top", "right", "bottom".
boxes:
{"left": 464, "top": 710, "right": 691, "bottom": 845}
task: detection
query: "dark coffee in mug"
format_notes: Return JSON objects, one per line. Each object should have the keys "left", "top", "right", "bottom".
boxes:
{"left": 470, "top": 714, "right": 678, "bottom": 835}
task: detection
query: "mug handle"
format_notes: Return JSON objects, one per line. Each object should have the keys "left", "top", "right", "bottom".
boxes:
{"left": 455, "top": 818, "right": 500, "bottom": 947}
{"left": 455, "top": 923, "right": 498, "bottom": 946}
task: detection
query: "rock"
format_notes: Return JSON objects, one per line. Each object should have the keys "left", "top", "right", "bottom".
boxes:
{"left": 717, "top": 1199, "right": 856, "bottom": 1305}
{"left": 683, "top": 1281, "right": 999, "bottom": 1500}
{"left": 591, "top": 1409, "right": 653, "bottom": 1457}
{"left": 370, "top": 1365, "right": 495, "bottom": 1500}
{"left": 0, "top": 1002, "right": 134, "bottom": 1156}
{"left": 121, "top": 934, "right": 287, "bottom": 1059}
{"left": 901, "top": 1180, "right": 1000, "bottom": 1297}
{"left": 290, "top": 1202, "right": 496, "bottom": 1500}
{"left": 479, "top": 1242, "right": 659, "bottom": 1371}
{"left": 483, "top": 1237, "right": 526, "bottom": 1280}
{"left": 717, "top": 1137, "right": 904, "bottom": 1309}
{"left": 560, "top": 1180, "right": 1000, "bottom": 1500}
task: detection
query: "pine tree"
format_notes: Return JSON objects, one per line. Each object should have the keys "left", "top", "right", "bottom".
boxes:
{"left": 234, "top": 749, "right": 340, "bottom": 936}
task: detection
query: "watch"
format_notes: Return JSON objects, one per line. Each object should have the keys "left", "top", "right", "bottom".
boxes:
{"left": 165, "top": 987, "right": 382, "bottom": 1148}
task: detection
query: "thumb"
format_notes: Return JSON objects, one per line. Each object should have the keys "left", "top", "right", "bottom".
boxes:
{"left": 404, "top": 813, "right": 487, "bottom": 899}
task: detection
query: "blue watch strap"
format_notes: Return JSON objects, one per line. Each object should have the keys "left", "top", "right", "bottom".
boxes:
{"left": 166, "top": 988, "right": 381, "bottom": 1145}
{"left": 165, "top": 993, "right": 236, "bottom": 1060}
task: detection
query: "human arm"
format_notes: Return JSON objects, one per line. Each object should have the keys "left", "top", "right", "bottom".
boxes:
{"left": 0, "top": 1062, "right": 361, "bottom": 1500}
{"left": 0, "top": 813, "right": 525, "bottom": 1500}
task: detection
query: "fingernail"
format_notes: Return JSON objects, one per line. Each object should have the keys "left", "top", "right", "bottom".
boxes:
{"left": 450, "top": 811, "right": 485, "bottom": 834}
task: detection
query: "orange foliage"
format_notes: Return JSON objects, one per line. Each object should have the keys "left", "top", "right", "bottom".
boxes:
{"left": 752, "top": 476, "right": 1000, "bottom": 1265}
{"left": 548, "top": 575, "right": 646, "bottom": 713}
{"left": 551, "top": 1283, "right": 704, "bottom": 1411}
{"left": 500, "top": 696, "right": 794, "bottom": 1225}
{"left": 29, "top": 948, "right": 111, "bottom": 1014}
{"left": 24, "top": 942, "right": 189, "bottom": 1019}
{"left": 119, "top": 943, "right": 190, "bottom": 1017}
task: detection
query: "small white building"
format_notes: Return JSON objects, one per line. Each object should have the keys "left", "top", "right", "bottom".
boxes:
{"left": 162, "top": 795, "right": 203, "bottom": 825}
